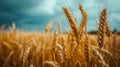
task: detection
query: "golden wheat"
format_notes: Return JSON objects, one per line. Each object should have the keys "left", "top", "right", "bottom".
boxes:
{"left": 0, "top": 4, "right": 120, "bottom": 67}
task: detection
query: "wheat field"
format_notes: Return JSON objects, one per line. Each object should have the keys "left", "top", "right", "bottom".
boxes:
{"left": 0, "top": 4, "right": 120, "bottom": 67}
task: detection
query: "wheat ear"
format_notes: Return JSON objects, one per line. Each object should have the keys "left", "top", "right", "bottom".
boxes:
{"left": 97, "top": 8, "right": 107, "bottom": 48}
{"left": 79, "top": 4, "right": 88, "bottom": 39}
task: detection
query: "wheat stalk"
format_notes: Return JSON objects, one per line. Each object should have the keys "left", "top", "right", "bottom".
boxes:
{"left": 22, "top": 39, "right": 32, "bottom": 67}
{"left": 62, "top": 7, "right": 80, "bottom": 40}
{"left": 97, "top": 8, "right": 107, "bottom": 48}
{"left": 3, "top": 51, "right": 14, "bottom": 67}
{"left": 45, "top": 21, "right": 53, "bottom": 33}
{"left": 79, "top": 4, "right": 88, "bottom": 39}
{"left": 0, "top": 24, "right": 6, "bottom": 31}
{"left": 105, "top": 21, "right": 112, "bottom": 37}
{"left": 63, "top": 7, "right": 81, "bottom": 60}
{"left": 44, "top": 61, "right": 60, "bottom": 67}
{"left": 85, "top": 32, "right": 89, "bottom": 67}
{"left": 91, "top": 46, "right": 108, "bottom": 67}
{"left": 57, "top": 21, "right": 62, "bottom": 34}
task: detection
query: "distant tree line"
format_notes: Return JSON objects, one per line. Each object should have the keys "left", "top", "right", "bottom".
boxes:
{"left": 88, "top": 29, "right": 120, "bottom": 35}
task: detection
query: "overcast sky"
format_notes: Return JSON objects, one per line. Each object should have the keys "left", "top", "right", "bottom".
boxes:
{"left": 0, "top": 0, "right": 120, "bottom": 32}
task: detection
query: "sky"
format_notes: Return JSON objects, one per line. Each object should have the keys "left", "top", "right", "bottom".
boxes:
{"left": 0, "top": 0, "right": 120, "bottom": 32}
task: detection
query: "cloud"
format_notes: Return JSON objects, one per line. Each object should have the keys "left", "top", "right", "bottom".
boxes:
{"left": 22, "top": 0, "right": 57, "bottom": 16}
{"left": 0, "top": 0, "right": 120, "bottom": 31}
{"left": 109, "top": 13, "right": 120, "bottom": 31}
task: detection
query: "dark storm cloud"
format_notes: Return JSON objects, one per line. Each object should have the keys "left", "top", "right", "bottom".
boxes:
{"left": 0, "top": 0, "right": 120, "bottom": 31}
{"left": 0, "top": 0, "right": 54, "bottom": 30}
